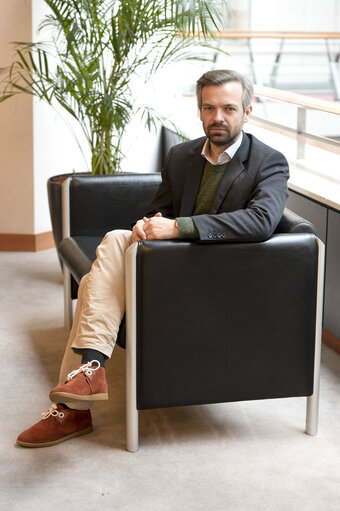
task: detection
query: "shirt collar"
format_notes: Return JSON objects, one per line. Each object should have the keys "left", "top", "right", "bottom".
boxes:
{"left": 201, "top": 131, "right": 243, "bottom": 165}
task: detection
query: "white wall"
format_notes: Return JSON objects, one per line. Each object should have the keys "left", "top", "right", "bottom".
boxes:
{"left": 32, "top": 0, "right": 90, "bottom": 233}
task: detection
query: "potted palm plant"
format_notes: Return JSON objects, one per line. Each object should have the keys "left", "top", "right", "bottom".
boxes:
{"left": 0, "top": 0, "right": 228, "bottom": 250}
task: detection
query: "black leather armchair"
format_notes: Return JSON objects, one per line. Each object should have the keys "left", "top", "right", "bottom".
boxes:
{"left": 58, "top": 174, "right": 325, "bottom": 451}
{"left": 59, "top": 173, "right": 162, "bottom": 328}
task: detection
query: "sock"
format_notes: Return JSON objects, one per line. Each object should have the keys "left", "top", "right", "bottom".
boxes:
{"left": 80, "top": 348, "right": 107, "bottom": 368}
{"left": 59, "top": 403, "right": 90, "bottom": 412}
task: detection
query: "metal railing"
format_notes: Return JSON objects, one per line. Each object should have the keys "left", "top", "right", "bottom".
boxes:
{"left": 251, "top": 84, "right": 340, "bottom": 159}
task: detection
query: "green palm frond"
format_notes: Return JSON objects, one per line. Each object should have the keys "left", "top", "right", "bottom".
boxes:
{"left": 0, "top": 0, "right": 229, "bottom": 174}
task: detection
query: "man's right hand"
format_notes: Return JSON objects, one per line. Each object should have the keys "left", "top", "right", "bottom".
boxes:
{"left": 131, "top": 212, "right": 162, "bottom": 242}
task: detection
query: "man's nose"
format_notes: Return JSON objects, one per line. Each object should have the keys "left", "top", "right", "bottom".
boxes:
{"left": 212, "top": 108, "right": 224, "bottom": 122}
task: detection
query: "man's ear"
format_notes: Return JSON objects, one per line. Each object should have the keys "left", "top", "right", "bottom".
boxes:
{"left": 243, "top": 105, "right": 252, "bottom": 123}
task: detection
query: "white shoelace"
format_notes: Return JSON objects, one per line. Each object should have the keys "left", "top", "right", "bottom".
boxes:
{"left": 42, "top": 404, "right": 64, "bottom": 420}
{"left": 66, "top": 360, "right": 100, "bottom": 382}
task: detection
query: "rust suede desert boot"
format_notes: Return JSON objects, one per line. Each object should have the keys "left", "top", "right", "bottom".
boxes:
{"left": 49, "top": 360, "right": 108, "bottom": 403}
{"left": 17, "top": 404, "right": 92, "bottom": 448}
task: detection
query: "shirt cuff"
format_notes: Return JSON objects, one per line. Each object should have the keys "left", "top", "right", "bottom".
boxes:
{"left": 176, "top": 217, "right": 199, "bottom": 239}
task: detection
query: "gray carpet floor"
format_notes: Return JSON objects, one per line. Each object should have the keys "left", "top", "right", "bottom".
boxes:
{"left": 1, "top": 248, "right": 340, "bottom": 511}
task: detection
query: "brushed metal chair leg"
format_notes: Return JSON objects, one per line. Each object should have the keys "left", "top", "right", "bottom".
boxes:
{"left": 125, "top": 243, "right": 139, "bottom": 452}
{"left": 306, "top": 238, "right": 325, "bottom": 436}
{"left": 306, "top": 395, "right": 319, "bottom": 436}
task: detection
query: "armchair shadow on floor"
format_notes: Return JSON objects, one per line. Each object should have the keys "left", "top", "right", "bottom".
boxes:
{"left": 58, "top": 175, "right": 325, "bottom": 452}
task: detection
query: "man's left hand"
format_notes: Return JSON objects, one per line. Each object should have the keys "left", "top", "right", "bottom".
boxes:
{"left": 142, "top": 216, "right": 178, "bottom": 240}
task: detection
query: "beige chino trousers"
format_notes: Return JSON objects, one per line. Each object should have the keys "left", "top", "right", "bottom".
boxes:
{"left": 57, "top": 229, "right": 133, "bottom": 410}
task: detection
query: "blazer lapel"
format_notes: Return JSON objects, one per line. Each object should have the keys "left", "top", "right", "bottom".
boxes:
{"left": 179, "top": 149, "right": 206, "bottom": 216}
{"left": 210, "top": 133, "right": 250, "bottom": 213}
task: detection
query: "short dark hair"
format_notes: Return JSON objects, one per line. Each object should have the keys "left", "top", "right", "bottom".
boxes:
{"left": 196, "top": 69, "right": 254, "bottom": 111}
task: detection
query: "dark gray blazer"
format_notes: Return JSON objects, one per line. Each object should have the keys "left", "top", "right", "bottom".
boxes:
{"left": 147, "top": 132, "right": 289, "bottom": 242}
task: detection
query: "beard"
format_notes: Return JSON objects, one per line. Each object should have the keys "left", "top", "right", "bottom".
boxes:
{"left": 205, "top": 121, "right": 243, "bottom": 148}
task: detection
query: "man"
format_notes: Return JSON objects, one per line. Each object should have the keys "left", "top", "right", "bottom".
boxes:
{"left": 17, "top": 69, "right": 289, "bottom": 447}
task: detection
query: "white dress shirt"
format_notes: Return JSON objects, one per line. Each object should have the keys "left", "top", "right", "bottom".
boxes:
{"left": 201, "top": 131, "right": 243, "bottom": 165}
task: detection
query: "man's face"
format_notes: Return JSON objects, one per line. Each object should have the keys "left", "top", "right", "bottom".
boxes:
{"left": 200, "top": 81, "right": 252, "bottom": 149}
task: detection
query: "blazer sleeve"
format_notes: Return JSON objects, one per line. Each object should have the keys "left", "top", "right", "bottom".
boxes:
{"left": 192, "top": 150, "right": 289, "bottom": 242}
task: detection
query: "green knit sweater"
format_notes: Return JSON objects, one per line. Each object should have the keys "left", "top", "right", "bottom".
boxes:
{"left": 177, "top": 160, "right": 229, "bottom": 238}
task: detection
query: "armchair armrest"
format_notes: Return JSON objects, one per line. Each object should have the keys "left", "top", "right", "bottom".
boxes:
{"left": 125, "top": 233, "right": 325, "bottom": 450}
{"left": 129, "top": 233, "right": 320, "bottom": 410}
{"left": 275, "top": 207, "right": 316, "bottom": 234}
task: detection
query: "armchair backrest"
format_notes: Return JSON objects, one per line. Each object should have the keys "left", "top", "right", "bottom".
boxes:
{"left": 161, "top": 126, "right": 187, "bottom": 167}
{"left": 68, "top": 176, "right": 315, "bottom": 239}
{"left": 68, "top": 173, "right": 162, "bottom": 237}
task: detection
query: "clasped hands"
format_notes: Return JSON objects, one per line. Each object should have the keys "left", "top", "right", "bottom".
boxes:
{"left": 131, "top": 212, "right": 178, "bottom": 242}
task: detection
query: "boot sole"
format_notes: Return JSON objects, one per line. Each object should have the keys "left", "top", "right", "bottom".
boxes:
{"left": 16, "top": 426, "right": 93, "bottom": 448}
{"left": 49, "top": 392, "right": 108, "bottom": 402}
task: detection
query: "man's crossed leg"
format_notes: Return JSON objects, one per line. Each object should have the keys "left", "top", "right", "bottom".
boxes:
{"left": 17, "top": 230, "right": 132, "bottom": 447}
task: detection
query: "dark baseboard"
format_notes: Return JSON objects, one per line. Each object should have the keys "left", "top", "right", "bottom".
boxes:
{"left": 0, "top": 231, "right": 55, "bottom": 252}
{"left": 322, "top": 328, "right": 340, "bottom": 355}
